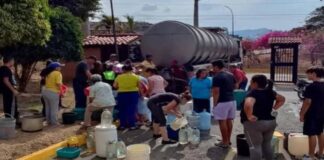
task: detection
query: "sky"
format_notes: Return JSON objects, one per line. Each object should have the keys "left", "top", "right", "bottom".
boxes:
{"left": 97, "top": 0, "right": 324, "bottom": 32}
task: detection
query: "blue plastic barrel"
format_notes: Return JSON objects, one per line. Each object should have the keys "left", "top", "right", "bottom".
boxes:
{"left": 198, "top": 109, "right": 211, "bottom": 130}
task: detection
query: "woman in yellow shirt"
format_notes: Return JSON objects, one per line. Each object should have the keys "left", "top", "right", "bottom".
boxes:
{"left": 42, "top": 62, "right": 63, "bottom": 126}
{"left": 114, "top": 64, "right": 141, "bottom": 130}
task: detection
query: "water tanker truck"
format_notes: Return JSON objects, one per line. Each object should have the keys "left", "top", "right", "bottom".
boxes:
{"left": 141, "top": 21, "right": 242, "bottom": 67}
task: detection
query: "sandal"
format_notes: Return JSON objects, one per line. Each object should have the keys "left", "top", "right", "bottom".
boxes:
{"left": 215, "top": 142, "right": 230, "bottom": 149}
{"left": 162, "top": 140, "right": 177, "bottom": 145}
{"left": 129, "top": 126, "right": 139, "bottom": 130}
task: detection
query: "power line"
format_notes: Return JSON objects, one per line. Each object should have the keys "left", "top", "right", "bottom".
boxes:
{"left": 112, "top": 1, "right": 322, "bottom": 5}
{"left": 134, "top": 14, "right": 309, "bottom": 17}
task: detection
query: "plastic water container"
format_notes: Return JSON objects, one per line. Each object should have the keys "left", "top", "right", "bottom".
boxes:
{"left": 126, "top": 144, "right": 151, "bottom": 160}
{"left": 234, "top": 90, "right": 246, "bottom": 110}
{"left": 236, "top": 134, "right": 250, "bottom": 156}
{"left": 170, "top": 117, "right": 188, "bottom": 131}
{"left": 0, "top": 114, "right": 16, "bottom": 139}
{"left": 198, "top": 109, "right": 211, "bottom": 130}
{"left": 95, "top": 110, "right": 118, "bottom": 158}
{"left": 288, "top": 133, "right": 309, "bottom": 157}
{"left": 189, "top": 127, "right": 200, "bottom": 145}
{"left": 179, "top": 127, "right": 189, "bottom": 145}
{"left": 187, "top": 113, "right": 199, "bottom": 128}
{"left": 166, "top": 114, "right": 177, "bottom": 125}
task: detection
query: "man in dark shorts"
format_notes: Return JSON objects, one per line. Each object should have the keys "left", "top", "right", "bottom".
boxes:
{"left": 73, "top": 56, "right": 96, "bottom": 108}
{"left": 147, "top": 92, "right": 191, "bottom": 145}
{"left": 300, "top": 67, "right": 324, "bottom": 159}
{"left": 0, "top": 56, "right": 19, "bottom": 119}
{"left": 212, "top": 60, "right": 237, "bottom": 148}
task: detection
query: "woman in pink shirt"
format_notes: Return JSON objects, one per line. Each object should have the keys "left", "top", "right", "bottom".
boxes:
{"left": 146, "top": 68, "right": 168, "bottom": 96}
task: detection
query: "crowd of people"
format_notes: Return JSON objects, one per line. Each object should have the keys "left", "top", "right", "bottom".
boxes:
{"left": 0, "top": 54, "right": 324, "bottom": 159}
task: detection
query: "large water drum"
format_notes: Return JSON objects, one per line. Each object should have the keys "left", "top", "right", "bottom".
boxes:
{"left": 141, "top": 21, "right": 239, "bottom": 66}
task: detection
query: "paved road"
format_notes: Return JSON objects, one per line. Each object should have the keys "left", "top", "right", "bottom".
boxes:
{"left": 77, "top": 73, "right": 301, "bottom": 160}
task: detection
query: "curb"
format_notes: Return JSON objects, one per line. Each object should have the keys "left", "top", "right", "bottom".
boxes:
{"left": 17, "top": 135, "right": 86, "bottom": 160}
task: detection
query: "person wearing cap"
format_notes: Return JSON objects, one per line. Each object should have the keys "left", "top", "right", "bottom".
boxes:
{"left": 78, "top": 74, "right": 116, "bottom": 132}
{"left": 42, "top": 62, "right": 64, "bottom": 126}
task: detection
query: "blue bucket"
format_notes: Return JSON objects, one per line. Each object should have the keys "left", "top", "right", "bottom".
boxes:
{"left": 167, "top": 125, "right": 179, "bottom": 141}
{"left": 234, "top": 90, "right": 246, "bottom": 110}
{"left": 73, "top": 108, "right": 85, "bottom": 121}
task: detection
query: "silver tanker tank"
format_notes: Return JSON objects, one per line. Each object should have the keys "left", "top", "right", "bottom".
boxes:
{"left": 141, "top": 21, "right": 239, "bottom": 66}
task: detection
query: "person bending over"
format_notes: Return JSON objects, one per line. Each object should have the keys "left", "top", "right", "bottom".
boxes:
{"left": 147, "top": 92, "right": 192, "bottom": 145}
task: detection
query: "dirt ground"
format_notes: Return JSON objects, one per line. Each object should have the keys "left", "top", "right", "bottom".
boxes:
{"left": 0, "top": 125, "right": 79, "bottom": 160}
{"left": 0, "top": 73, "right": 77, "bottom": 160}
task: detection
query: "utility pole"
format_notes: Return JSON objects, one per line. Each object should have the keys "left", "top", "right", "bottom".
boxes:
{"left": 110, "top": 0, "right": 119, "bottom": 57}
{"left": 194, "top": 0, "right": 199, "bottom": 27}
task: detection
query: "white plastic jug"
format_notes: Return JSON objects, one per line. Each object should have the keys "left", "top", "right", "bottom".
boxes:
{"left": 126, "top": 144, "right": 151, "bottom": 160}
{"left": 170, "top": 117, "right": 188, "bottom": 131}
{"left": 288, "top": 133, "right": 309, "bottom": 157}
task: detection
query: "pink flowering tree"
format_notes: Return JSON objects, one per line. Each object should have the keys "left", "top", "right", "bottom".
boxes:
{"left": 253, "top": 31, "right": 290, "bottom": 49}
{"left": 301, "top": 30, "right": 324, "bottom": 65}
{"left": 241, "top": 39, "right": 254, "bottom": 52}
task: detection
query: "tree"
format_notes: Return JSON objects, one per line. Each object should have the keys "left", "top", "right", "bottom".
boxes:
{"left": 3, "top": 7, "right": 83, "bottom": 91}
{"left": 241, "top": 39, "right": 254, "bottom": 52}
{"left": 299, "top": 30, "right": 324, "bottom": 65}
{"left": 48, "top": 0, "right": 101, "bottom": 21}
{"left": 124, "top": 15, "right": 135, "bottom": 32}
{"left": 306, "top": 6, "right": 324, "bottom": 29}
{"left": 0, "top": 0, "right": 51, "bottom": 48}
{"left": 96, "top": 15, "right": 121, "bottom": 33}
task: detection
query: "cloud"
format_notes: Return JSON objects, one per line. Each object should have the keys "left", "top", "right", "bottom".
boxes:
{"left": 200, "top": 4, "right": 215, "bottom": 11}
{"left": 164, "top": 7, "right": 171, "bottom": 13}
{"left": 141, "top": 4, "right": 158, "bottom": 12}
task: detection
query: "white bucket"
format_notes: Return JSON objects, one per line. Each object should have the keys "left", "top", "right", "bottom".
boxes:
{"left": 288, "top": 133, "right": 309, "bottom": 157}
{"left": 126, "top": 144, "right": 151, "bottom": 160}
